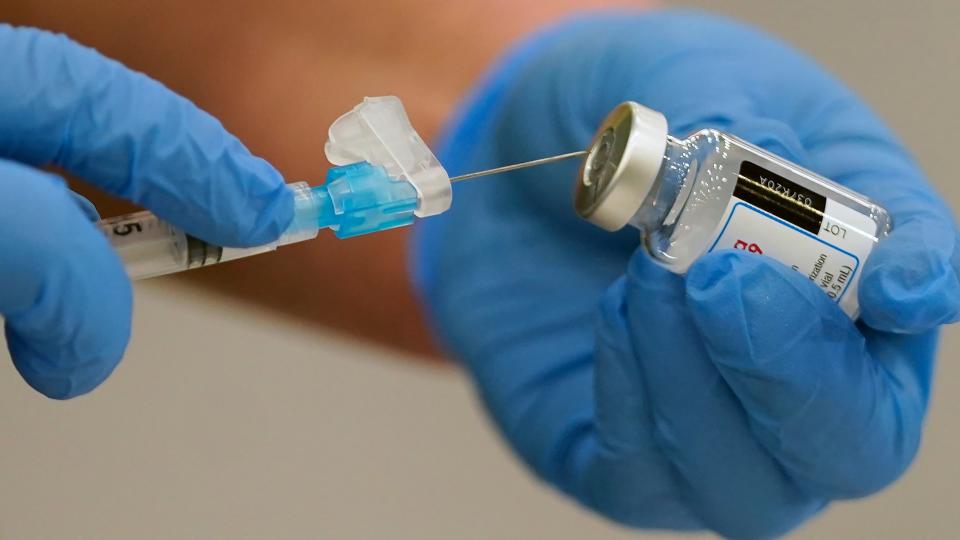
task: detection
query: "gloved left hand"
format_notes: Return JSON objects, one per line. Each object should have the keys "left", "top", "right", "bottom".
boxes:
{"left": 414, "top": 11, "right": 960, "bottom": 539}
{"left": 0, "top": 25, "right": 293, "bottom": 399}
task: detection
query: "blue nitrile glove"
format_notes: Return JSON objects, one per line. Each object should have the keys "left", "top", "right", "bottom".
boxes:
{"left": 0, "top": 25, "right": 293, "bottom": 399}
{"left": 414, "top": 11, "right": 960, "bottom": 539}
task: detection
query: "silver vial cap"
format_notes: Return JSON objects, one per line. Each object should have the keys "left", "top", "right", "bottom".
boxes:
{"left": 574, "top": 102, "right": 668, "bottom": 231}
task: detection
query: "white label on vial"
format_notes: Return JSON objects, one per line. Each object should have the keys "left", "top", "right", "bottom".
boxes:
{"left": 706, "top": 161, "right": 879, "bottom": 317}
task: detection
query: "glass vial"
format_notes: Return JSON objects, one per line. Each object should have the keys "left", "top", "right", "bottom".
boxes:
{"left": 574, "top": 102, "right": 892, "bottom": 318}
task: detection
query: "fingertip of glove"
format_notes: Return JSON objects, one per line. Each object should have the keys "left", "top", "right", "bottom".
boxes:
{"left": 685, "top": 251, "right": 761, "bottom": 311}
{"left": 625, "top": 248, "right": 684, "bottom": 300}
{"left": 684, "top": 252, "right": 753, "bottom": 359}
{"left": 7, "top": 324, "right": 129, "bottom": 400}
{"left": 685, "top": 252, "right": 837, "bottom": 363}
{"left": 31, "top": 358, "right": 122, "bottom": 400}
{"left": 69, "top": 191, "right": 100, "bottom": 222}
{"left": 242, "top": 176, "right": 296, "bottom": 246}
{"left": 685, "top": 251, "right": 740, "bottom": 295}
{"left": 626, "top": 247, "right": 676, "bottom": 278}
{"left": 184, "top": 163, "right": 295, "bottom": 249}
{"left": 859, "top": 231, "right": 960, "bottom": 333}
{"left": 705, "top": 504, "right": 825, "bottom": 540}
{"left": 7, "top": 285, "right": 131, "bottom": 400}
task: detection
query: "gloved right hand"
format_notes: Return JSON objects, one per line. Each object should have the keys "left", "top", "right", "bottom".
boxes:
{"left": 414, "top": 10, "right": 960, "bottom": 539}
{"left": 0, "top": 25, "right": 293, "bottom": 399}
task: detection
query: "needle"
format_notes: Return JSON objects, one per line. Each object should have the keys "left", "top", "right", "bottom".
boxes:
{"left": 449, "top": 150, "right": 588, "bottom": 183}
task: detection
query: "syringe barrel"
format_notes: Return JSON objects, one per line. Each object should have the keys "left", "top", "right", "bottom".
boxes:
{"left": 97, "top": 167, "right": 420, "bottom": 280}
{"left": 97, "top": 211, "right": 279, "bottom": 280}
{"left": 98, "top": 182, "right": 317, "bottom": 280}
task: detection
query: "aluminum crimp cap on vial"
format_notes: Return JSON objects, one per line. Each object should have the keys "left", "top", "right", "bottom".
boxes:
{"left": 575, "top": 101, "right": 668, "bottom": 231}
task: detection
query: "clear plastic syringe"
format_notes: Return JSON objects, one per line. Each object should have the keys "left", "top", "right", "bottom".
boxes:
{"left": 98, "top": 153, "right": 587, "bottom": 280}
{"left": 96, "top": 96, "right": 448, "bottom": 280}
{"left": 97, "top": 162, "right": 419, "bottom": 279}
{"left": 99, "top": 149, "right": 591, "bottom": 280}
{"left": 97, "top": 93, "right": 588, "bottom": 281}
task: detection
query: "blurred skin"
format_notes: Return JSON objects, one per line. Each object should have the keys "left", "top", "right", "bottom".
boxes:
{"left": 3, "top": 0, "right": 636, "bottom": 358}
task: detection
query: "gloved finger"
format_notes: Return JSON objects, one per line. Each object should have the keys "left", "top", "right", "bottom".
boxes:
{"left": 0, "top": 159, "right": 131, "bottom": 399}
{"left": 576, "top": 278, "right": 702, "bottom": 530}
{"left": 424, "top": 172, "right": 629, "bottom": 407}
{"left": 797, "top": 96, "right": 960, "bottom": 332}
{"left": 859, "top": 222, "right": 960, "bottom": 333}
{"left": 686, "top": 251, "right": 929, "bottom": 498}
{"left": 623, "top": 251, "right": 822, "bottom": 539}
{"left": 69, "top": 191, "right": 100, "bottom": 221}
{"left": 0, "top": 24, "right": 292, "bottom": 247}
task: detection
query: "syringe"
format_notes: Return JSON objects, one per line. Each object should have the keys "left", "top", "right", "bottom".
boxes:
{"left": 99, "top": 152, "right": 587, "bottom": 280}
{"left": 97, "top": 162, "right": 417, "bottom": 279}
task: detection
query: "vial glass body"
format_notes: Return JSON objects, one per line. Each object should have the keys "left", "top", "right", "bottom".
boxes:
{"left": 629, "top": 129, "right": 891, "bottom": 317}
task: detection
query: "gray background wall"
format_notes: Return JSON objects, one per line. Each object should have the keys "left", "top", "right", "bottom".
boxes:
{"left": 1, "top": 2, "right": 958, "bottom": 539}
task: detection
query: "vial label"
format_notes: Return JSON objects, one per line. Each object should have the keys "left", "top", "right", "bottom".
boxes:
{"left": 706, "top": 161, "right": 879, "bottom": 316}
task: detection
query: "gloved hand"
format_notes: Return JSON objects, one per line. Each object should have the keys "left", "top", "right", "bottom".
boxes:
{"left": 0, "top": 25, "right": 293, "bottom": 399}
{"left": 414, "top": 11, "right": 960, "bottom": 539}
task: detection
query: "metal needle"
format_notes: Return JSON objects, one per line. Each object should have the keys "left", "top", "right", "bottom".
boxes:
{"left": 449, "top": 150, "right": 588, "bottom": 183}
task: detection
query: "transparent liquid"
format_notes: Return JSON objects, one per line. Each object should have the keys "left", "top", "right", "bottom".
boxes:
{"left": 630, "top": 129, "right": 892, "bottom": 274}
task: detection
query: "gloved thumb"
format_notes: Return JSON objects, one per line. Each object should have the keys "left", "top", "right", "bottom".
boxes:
{"left": 69, "top": 192, "right": 100, "bottom": 222}
{"left": 684, "top": 251, "right": 927, "bottom": 499}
